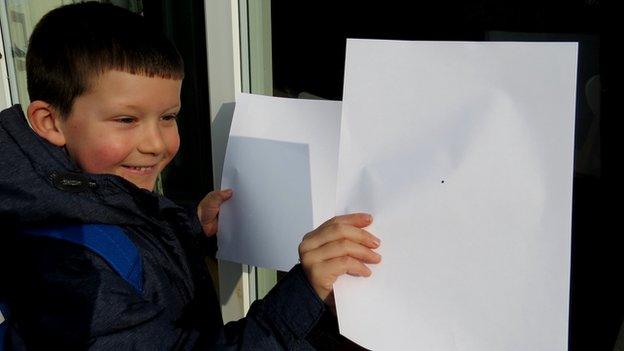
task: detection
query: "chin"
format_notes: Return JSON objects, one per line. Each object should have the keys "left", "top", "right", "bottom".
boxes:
{"left": 125, "top": 177, "right": 157, "bottom": 191}
{"left": 138, "top": 182, "right": 157, "bottom": 191}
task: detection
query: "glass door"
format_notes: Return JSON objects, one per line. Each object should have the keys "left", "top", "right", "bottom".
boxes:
{"left": 0, "top": 13, "right": 11, "bottom": 109}
{"left": 0, "top": 0, "right": 142, "bottom": 107}
{"left": 204, "top": 0, "right": 278, "bottom": 322}
{"left": 238, "top": 0, "right": 277, "bottom": 302}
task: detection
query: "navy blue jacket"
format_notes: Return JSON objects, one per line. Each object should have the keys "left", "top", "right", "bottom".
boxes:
{"left": 0, "top": 105, "right": 347, "bottom": 350}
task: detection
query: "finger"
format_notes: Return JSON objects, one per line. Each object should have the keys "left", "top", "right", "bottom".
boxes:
{"left": 299, "top": 223, "right": 380, "bottom": 254}
{"left": 311, "top": 257, "right": 372, "bottom": 293}
{"left": 198, "top": 189, "right": 233, "bottom": 222}
{"left": 301, "top": 239, "right": 382, "bottom": 265}
{"left": 319, "top": 213, "right": 373, "bottom": 230}
{"left": 201, "top": 221, "right": 218, "bottom": 237}
{"left": 203, "top": 189, "right": 233, "bottom": 208}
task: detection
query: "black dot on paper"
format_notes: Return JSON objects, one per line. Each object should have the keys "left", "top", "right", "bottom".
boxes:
{"left": 441, "top": 180, "right": 445, "bottom": 184}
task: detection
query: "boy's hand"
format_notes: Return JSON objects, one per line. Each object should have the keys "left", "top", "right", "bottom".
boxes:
{"left": 197, "top": 189, "right": 233, "bottom": 236}
{"left": 299, "top": 213, "right": 381, "bottom": 307}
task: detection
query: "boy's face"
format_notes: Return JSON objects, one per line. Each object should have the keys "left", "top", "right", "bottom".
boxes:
{"left": 57, "top": 70, "right": 182, "bottom": 191}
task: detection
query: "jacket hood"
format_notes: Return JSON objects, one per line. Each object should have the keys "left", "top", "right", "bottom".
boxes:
{"left": 0, "top": 105, "right": 185, "bottom": 229}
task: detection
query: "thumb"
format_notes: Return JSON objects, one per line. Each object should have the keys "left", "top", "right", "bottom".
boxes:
{"left": 198, "top": 189, "right": 233, "bottom": 223}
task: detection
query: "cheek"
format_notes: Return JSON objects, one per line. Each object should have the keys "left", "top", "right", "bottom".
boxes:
{"left": 73, "top": 138, "right": 133, "bottom": 173}
{"left": 164, "top": 130, "right": 181, "bottom": 160}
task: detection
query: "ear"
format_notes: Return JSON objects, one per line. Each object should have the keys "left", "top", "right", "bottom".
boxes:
{"left": 27, "top": 100, "right": 66, "bottom": 147}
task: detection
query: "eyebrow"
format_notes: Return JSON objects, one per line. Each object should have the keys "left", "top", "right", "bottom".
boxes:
{"left": 162, "top": 105, "right": 181, "bottom": 114}
{"left": 114, "top": 103, "right": 180, "bottom": 115}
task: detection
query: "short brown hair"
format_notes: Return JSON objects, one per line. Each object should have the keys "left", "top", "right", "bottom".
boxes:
{"left": 26, "top": 2, "right": 184, "bottom": 117}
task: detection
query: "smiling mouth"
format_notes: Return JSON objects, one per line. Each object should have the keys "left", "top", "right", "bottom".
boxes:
{"left": 122, "top": 165, "right": 157, "bottom": 174}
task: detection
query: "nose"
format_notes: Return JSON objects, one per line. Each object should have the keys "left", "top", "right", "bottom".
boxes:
{"left": 137, "top": 122, "right": 167, "bottom": 156}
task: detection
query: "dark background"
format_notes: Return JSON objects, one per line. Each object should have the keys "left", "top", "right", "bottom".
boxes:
{"left": 143, "top": 0, "right": 213, "bottom": 206}
{"left": 271, "top": 2, "right": 620, "bottom": 350}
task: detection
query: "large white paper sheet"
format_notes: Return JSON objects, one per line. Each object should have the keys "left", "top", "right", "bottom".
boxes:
{"left": 334, "top": 40, "right": 578, "bottom": 351}
{"left": 218, "top": 94, "right": 341, "bottom": 270}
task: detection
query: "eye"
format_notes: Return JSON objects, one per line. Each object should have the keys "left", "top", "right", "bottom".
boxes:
{"left": 161, "top": 114, "right": 178, "bottom": 122}
{"left": 115, "top": 116, "right": 136, "bottom": 124}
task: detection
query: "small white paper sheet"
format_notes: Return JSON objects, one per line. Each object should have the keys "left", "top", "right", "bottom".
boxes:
{"left": 334, "top": 40, "right": 578, "bottom": 350}
{"left": 217, "top": 93, "right": 341, "bottom": 271}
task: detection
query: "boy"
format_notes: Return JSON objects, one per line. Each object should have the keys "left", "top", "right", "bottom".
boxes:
{"left": 0, "top": 3, "right": 380, "bottom": 350}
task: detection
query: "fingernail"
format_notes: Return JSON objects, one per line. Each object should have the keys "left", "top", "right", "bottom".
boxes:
{"left": 366, "top": 214, "right": 373, "bottom": 223}
{"left": 224, "top": 189, "right": 233, "bottom": 195}
{"left": 370, "top": 235, "right": 381, "bottom": 247}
